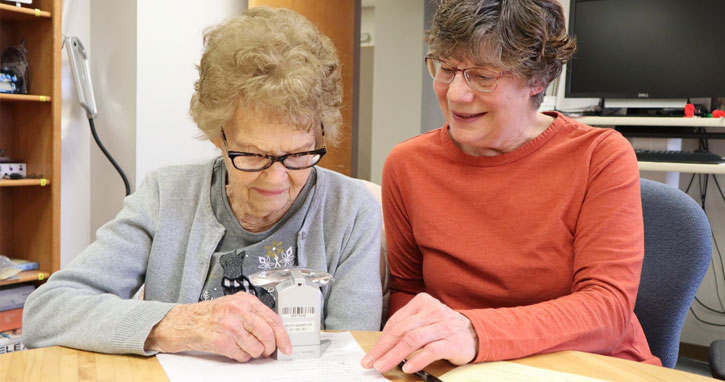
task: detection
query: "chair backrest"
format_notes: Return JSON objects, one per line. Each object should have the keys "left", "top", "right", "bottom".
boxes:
{"left": 635, "top": 179, "right": 711, "bottom": 368}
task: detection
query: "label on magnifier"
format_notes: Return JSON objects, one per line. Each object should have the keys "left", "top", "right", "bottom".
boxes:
{"left": 281, "top": 306, "right": 316, "bottom": 317}
{"left": 284, "top": 321, "right": 316, "bottom": 333}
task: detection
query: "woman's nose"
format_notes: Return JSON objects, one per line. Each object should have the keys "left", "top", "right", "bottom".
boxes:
{"left": 447, "top": 72, "right": 475, "bottom": 103}
{"left": 262, "top": 161, "right": 289, "bottom": 181}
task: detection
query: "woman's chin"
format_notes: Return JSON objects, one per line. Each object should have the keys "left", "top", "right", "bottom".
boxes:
{"left": 449, "top": 125, "right": 488, "bottom": 146}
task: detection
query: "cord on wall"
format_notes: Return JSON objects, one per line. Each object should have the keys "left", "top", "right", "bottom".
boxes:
{"left": 64, "top": 35, "right": 130, "bottom": 197}
{"left": 88, "top": 118, "right": 130, "bottom": 196}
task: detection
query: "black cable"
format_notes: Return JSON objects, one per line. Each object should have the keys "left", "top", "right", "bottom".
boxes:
{"left": 694, "top": 296, "right": 725, "bottom": 314}
{"left": 698, "top": 174, "right": 708, "bottom": 211}
{"left": 689, "top": 307, "right": 725, "bottom": 327}
{"left": 88, "top": 118, "right": 130, "bottom": 196}
{"left": 685, "top": 173, "right": 697, "bottom": 193}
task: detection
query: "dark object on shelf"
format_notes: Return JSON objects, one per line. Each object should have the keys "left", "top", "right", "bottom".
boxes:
{"left": 620, "top": 108, "right": 686, "bottom": 117}
{"left": 616, "top": 126, "right": 725, "bottom": 140}
{"left": 634, "top": 149, "right": 725, "bottom": 164}
{"left": 1, "top": 40, "right": 29, "bottom": 94}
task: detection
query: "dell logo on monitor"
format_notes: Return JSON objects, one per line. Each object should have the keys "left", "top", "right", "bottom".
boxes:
{"left": 637, "top": 93, "right": 650, "bottom": 98}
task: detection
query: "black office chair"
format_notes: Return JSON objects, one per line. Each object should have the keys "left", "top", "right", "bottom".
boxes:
{"left": 712, "top": 340, "right": 725, "bottom": 379}
{"left": 635, "top": 179, "right": 711, "bottom": 368}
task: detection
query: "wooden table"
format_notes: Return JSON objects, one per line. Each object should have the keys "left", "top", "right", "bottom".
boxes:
{"left": 0, "top": 331, "right": 716, "bottom": 381}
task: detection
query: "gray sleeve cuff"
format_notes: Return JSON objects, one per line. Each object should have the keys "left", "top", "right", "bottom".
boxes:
{"left": 110, "top": 301, "right": 177, "bottom": 356}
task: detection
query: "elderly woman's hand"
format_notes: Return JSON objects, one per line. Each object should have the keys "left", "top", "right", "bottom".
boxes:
{"left": 360, "top": 293, "right": 478, "bottom": 373}
{"left": 145, "top": 292, "right": 291, "bottom": 362}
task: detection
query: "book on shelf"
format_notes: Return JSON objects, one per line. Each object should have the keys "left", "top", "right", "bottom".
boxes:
{"left": 8, "top": 258, "right": 38, "bottom": 272}
{"left": 0, "top": 329, "right": 25, "bottom": 354}
{"left": 0, "top": 256, "right": 39, "bottom": 281}
{"left": 0, "top": 284, "right": 35, "bottom": 311}
{"left": 0, "top": 308, "right": 22, "bottom": 332}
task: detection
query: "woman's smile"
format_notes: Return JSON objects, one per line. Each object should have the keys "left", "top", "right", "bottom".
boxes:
{"left": 451, "top": 111, "right": 487, "bottom": 123}
{"left": 252, "top": 187, "right": 288, "bottom": 197}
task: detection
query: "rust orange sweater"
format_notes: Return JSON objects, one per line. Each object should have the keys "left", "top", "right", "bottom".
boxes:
{"left": 382, "top": 112, "right": 659, "bottom": 365}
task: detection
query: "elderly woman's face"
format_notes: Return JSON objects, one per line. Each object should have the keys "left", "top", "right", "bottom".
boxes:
{"left": 219, "top": 107, "right": 316, "bottom": 228}
{"left": 433, "top": 57, "right": 542, "bottom": 155}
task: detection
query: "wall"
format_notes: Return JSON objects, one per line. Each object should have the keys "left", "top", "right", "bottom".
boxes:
{"left": 357, "top": 44, "right": 374, "bottom": 180}
{"left": 135, "top": 1, "right": 240, "bottom": 184}
{"left": 369, "top": 0, "right": 425, "bottom": 184}
{"left": 420, "top": 0, "right": 446, "bottom": 134}
{"left": 60, "top": 0, "right": 91, "bottom": 266}
{"left": 89, "top": 0, "right": 137, "bottom": 240}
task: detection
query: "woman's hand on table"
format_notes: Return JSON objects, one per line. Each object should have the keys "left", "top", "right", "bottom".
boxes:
{"left": 360, "top": 292, "right": 478, "bottom": 373}
{"left": 145, "top": 292, "right": 291, "bottom": 362}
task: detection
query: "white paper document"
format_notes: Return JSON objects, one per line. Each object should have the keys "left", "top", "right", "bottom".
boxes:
{"left": 156, "top": 331, "right": 388, "bottom": 382}
{"left": 440, "top": 361, "right": 610, "bottom": 382}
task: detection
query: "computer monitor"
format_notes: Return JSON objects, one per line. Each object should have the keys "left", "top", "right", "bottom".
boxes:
{"left": 565, "top": 0, "right": 725, "bottom": 107}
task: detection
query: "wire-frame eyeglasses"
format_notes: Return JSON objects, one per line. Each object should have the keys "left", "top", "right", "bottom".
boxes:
{"left": 425, "top": 56, "right": 508, "bottom": 92}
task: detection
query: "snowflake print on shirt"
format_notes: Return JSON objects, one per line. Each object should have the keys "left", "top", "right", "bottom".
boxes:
{"left": 258, "top": 241, "right": 294, "bottom": 270}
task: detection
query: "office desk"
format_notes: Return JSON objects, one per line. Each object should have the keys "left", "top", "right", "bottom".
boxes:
{"left": 0, "top": 331, "right": 715, "bottom": 381}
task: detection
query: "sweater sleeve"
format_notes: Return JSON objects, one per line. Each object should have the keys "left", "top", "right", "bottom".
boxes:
{"left": 382, "top": 149, "right": 425, "bottom": 315}
{"left": 22, "top": 173, "right": 176, "bottom": 355}
{"left": 459, "top": 132, "right": 645, "bottom": 362}
{"left": 322, "top": 186, "right": 383, "bottom": 331}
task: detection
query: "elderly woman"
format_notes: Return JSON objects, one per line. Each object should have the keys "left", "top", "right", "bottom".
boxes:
{"left": 23, "top": 7, "right": 382, "bottom": 362}
{"left": 362, "top": 0, "right": 659, "bottom": 375}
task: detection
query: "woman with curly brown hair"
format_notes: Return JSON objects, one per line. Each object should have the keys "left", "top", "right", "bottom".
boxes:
{"left": 362, "top": 0, "right": 659, "bottom": 374}
{"left": 23, "top": 7, "right": 382, "bottom": 362}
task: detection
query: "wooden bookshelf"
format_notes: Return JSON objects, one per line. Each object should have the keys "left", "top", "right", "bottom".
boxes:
{"left": 0, "top": 179, "right": 50, "bottom": 187}
{"left": 0, "top": 270, "right": 50, "bottom": 287}
{"left": 0, "top": 0, "right": 61, "bottom": 286}
{"left": 0, "top": 93, "right": 51, "bottom": 102}
{"left": 0, "top": 3, "right": 51, "bottom": 20}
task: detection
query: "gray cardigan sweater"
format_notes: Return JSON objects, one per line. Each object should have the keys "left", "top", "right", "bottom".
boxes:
{"left": 22, "top": 159, "right": 382, "bottom": 355}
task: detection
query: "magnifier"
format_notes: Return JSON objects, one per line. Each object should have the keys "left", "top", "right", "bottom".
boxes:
{"left": 249, "top": 267, "right": 333, "bottom": 360}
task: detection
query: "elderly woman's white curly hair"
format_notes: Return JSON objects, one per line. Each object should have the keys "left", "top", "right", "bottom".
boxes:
{"left": 190, "top": 6, "right": 342, "bottom": 144}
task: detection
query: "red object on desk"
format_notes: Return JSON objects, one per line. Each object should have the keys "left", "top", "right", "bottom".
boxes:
{"left": 713, "top": 110, "right": 725, "bottom": 118}
{"left": 684, "top": 103, "right": 695, "bottom": 118}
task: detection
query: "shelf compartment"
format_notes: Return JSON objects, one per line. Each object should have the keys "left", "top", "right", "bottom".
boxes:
{"left": 0, "top": 102, "right": 55, "bottom": 180}
{"left": 0, "top": 270, "right": 51, "bottom": 287}
{"left": 0, "top": 186, "right": 57, "bottom": 272}
{"left": 0, "top": 94, "right": 51, "bottom": 102}
{"left": 0, "top": 6, "right": 55, "bottom": 97}
{"left": 0, "top": 4, "right": 51, "bottom": 20}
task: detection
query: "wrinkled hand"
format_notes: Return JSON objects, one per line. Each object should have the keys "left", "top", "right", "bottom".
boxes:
{"left": 145, "top": 292, "right": 291, "bottom": 362}
{"left": 360, "top": 293, "right": 478, "bottom": 374}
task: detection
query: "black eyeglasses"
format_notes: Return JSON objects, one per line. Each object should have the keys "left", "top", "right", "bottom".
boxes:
{"left": 221, "top": 124, "right": 327, "bottom": 172}
{"left": 425, "top": 56, "right": 509, "bottom": 92}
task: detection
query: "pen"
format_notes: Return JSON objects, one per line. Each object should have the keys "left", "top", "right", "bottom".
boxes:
{"left": 398, "top": 359, "right": 444, "bottom": 382}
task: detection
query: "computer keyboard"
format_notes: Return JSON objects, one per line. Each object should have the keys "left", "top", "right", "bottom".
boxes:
{"left": 634, "top": 149, "right": 725, "bottom": 164}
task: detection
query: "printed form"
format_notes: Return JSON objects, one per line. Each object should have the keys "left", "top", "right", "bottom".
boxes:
{"left": 156, "top": 331, "right": 388, "bottom": 382}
